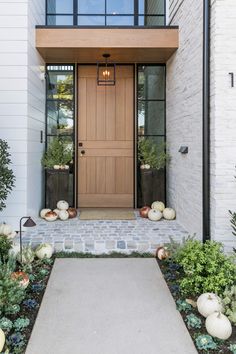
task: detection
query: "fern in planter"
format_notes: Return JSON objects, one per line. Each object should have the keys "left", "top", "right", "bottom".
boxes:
{"left": 0, "top": 139, "right": 15, "bottom": 212}
{"left": 41, "top": 138, "right": 73, "bottom": 169}
{"left": 138, "top": 138, "right": 170, "bottom": 170}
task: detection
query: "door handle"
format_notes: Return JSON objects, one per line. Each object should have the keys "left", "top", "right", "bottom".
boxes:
{"left": 80, "top": 150, "right": 85, "bottom": 156}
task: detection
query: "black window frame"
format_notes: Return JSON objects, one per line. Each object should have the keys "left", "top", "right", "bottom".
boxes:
{"left": 45, "top": 0, "right": 166, "bottom": 26}
{"left": 136, "top": 63, "right": 166, "bottom": 207}
{"left": 45, "top": 64, "right": 76, "bottom": 207}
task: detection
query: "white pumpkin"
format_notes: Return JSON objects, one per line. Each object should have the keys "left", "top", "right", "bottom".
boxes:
{"left": 45, "top": 211, "right": 58, "bottom": 222}
{"left": 40, "top": 208, "right": 51, "bottom": 218}
{"left": 53, "top": 209, "right": 60, "bottom": 216}
{"left": 53, "top": 165, "right": 60, "bottom": 170}
{"left": 0, "top": 328, "right": 5, "bottom": 352}
{"left": 59, "top": 210, "right": 69, "bottom": 221}
{"left": 197, "top": 293, "right": 223, "bottom": 318}
{"left": 163, "top": 208, "right": 176, "bottom": 220}
{"left": 0, "top": 223, "right": 13, "bottom": 236}
{"left": 151, "top": 201, "right": 165, "bottom": 212}
{"left": 144, "top": 164, "right": 151, "bottom": 169}
{"left": 57, "top": 200, "right": 69, "bottom": 210}
{"left": 35, "top": 243, "right": 53, "bottom": 259}
{"left": 206, "top": 312, "right": 232, "bottom": 340}
{"left": 148, "top": 209, "right": 163, "bottom": 221}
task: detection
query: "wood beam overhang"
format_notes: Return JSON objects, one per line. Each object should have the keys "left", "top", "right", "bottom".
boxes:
{"left": 36, "top": 27, "right": 179, "bottom": 63}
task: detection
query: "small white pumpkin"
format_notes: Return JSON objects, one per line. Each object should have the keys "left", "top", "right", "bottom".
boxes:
{"left": 140, "top": 165, "right": 145, "bottom": 170}
{"left": 163, "top": 208, "right": 176, "bottom": 220}
{"left": 197, "top": 293, "right": 223, "bottom": 318}
{"left": 40, "top": 208, "right": 51, "bottom": 218}
{"left": 151, "top": 201, "right": 165, "bottom": 212}
{"left": 57, "top": 200, "right": 69, "bottom": 210}
{"left": 206, "top": 312, "right": 232, "bottom": 340}
{"left": 45, "top": 211, "right": 58, "bottom": 222}
{"left": 59, "top": 210, "right": 69, "bottom": 221}
{"left": 53, "top": 165, "right": 60, "bottom": 170}
{"left": 35, "top": 243, "right": 53, "bottom": 259}
{"left": 0, "top": 223, "right": 13, "bottom": 236}
{"left": 144, "top": 164, "right": 151, "bottom": 169}
{"left": 148, "top": 209, "right": 163, "bottom": 221}
{"left": 53, "top": 209, "right": 60, "bottom": 216}
{"left": 64, "top": 165, "right": 69, "bottom": 170}
{"left": 0, "top": 328, "right": 5, "bottom": 352}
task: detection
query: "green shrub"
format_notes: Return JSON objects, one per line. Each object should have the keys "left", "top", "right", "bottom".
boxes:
{"left": 138, "top": 138, "right": 170, "bottom": 170}
{"left": 41, "top": 138, "right": 73, "bottom": 169}
{"left": 0, "top": 235, "right": 12, "bottom": 260}
{"left": 0, "top": 139, "right": 15, "bottom": 211}
{"left": 175, "top": 240, "right": 236, "bottom": 296}
{"left": 0, "top": 257, "right": 26, "bottom": 315}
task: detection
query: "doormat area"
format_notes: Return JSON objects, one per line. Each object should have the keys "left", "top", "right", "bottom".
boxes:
{"left": 79, "top": 209, "right": 136, "bottom": 220}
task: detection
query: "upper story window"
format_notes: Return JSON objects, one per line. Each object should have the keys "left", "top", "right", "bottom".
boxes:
{"left": 46, "top": 0, "right": 166, "bottom": 26}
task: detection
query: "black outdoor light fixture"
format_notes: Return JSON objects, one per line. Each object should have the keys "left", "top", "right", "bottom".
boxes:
{"left": 97, "top": 54, "right": 116, "bottom": 86}
{"left": 19, "top": 217, "right": 36, "bottom": 262}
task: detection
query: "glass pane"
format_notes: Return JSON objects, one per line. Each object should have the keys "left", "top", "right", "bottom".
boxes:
{"left": 138, "top": 66, "right": 165, "bottom": 100}
{"left": 47, "top": 15, "right": 73, "bottom": 25}
{"left": 58, "top": 102, "right": 74, "bottom": 136}
{"left": 138, "top": 15, "right": 165, "bottom": 26}
{"left": 77, "top": 15, "right": 105, "bottom": 25}
{"left": 138, "top": 0, "right": 165, "bottom": 15}
{"left": 47, "top": 0, "right": 73, "bottom": 14}
{"left": 47, "top": 101, "right": 58, "bottom": 135}
{"left": 138, "top": 101, "right": 165, "bottom": 136}
{"left": 78, "top": 0, "right": 105, "bottom": 14}
{"left": 106, "top": 15, "right": 134, "bottom": 26}
{"left": 47, "top": 72, "right": 73, "bottom": 100}
{"left": 107, "top": 0, "right": 134, "bottom": 14}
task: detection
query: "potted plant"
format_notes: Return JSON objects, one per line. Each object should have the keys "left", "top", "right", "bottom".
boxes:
{"left": 138, "top": 138, "right": 170, "bottom": 206}
{"left": 42, "top": 138, "right": 73, "bottom": 209}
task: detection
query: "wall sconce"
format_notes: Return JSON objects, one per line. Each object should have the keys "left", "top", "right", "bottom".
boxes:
{"left": 19, "top": 217, "right": 36, "bottom": 262}
{"left": 97, "top": 54, "right": 116, "bottom": 86}
{"left": 179, "top": 146, "right": 188, "bottom": 154}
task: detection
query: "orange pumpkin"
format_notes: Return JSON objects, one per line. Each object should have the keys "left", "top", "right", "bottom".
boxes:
{"left": 11, "top": 271, "right": 29, "bottom": 288}
{"left": 156, "top": 246, "right": 170, "bottom": 260}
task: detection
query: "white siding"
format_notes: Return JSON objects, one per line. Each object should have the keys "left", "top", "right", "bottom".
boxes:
{"left": 210, "top": 0, "right": 236, "bottom": 252}
{"left": 166, "top": 0, "right": 203, "bottom": 237}
{"left": 0, "top": 0, "right": 45, "bottom": 228}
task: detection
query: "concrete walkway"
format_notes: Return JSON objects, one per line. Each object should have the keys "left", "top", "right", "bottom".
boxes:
{"left": 26, "top": 259, "right": 197, "bottom": 354}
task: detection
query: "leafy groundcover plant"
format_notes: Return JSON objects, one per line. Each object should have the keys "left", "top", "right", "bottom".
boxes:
{"left": 158, "top": 238, "right": 236, "bottom": 354}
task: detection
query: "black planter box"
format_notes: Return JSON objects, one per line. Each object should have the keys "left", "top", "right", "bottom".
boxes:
{"left": 45, "top": 169, "right": 69, "bottom": 209}
{"left": 139, "top": 168, "right": 165, "bottom": 207}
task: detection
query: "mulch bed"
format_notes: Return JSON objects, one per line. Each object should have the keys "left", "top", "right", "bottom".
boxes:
{"left": 158, "top": 258, "right": 236, "bottom": 354}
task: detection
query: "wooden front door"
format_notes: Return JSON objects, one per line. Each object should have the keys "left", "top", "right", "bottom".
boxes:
{"left": 77, "top": 65, "right": 134, "bottom": 208}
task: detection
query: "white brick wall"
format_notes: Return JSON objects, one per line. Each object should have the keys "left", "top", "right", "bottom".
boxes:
{"left": 166, "top": 0, "right": 203, "bottom": 237}
{"left": 0, "top": 0, "right": 45, "bottom": 228}
{"left": 210, "top": 0, "right": 236, "bottom": 251}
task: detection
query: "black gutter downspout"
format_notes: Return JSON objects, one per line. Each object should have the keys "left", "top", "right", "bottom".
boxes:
{"left": 203, "top": 0, "right": 211, "bottom": 242}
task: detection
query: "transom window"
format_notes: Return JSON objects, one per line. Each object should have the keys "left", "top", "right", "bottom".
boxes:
{"left": 46, "top": 0, "right": 166, "bottom": 26}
